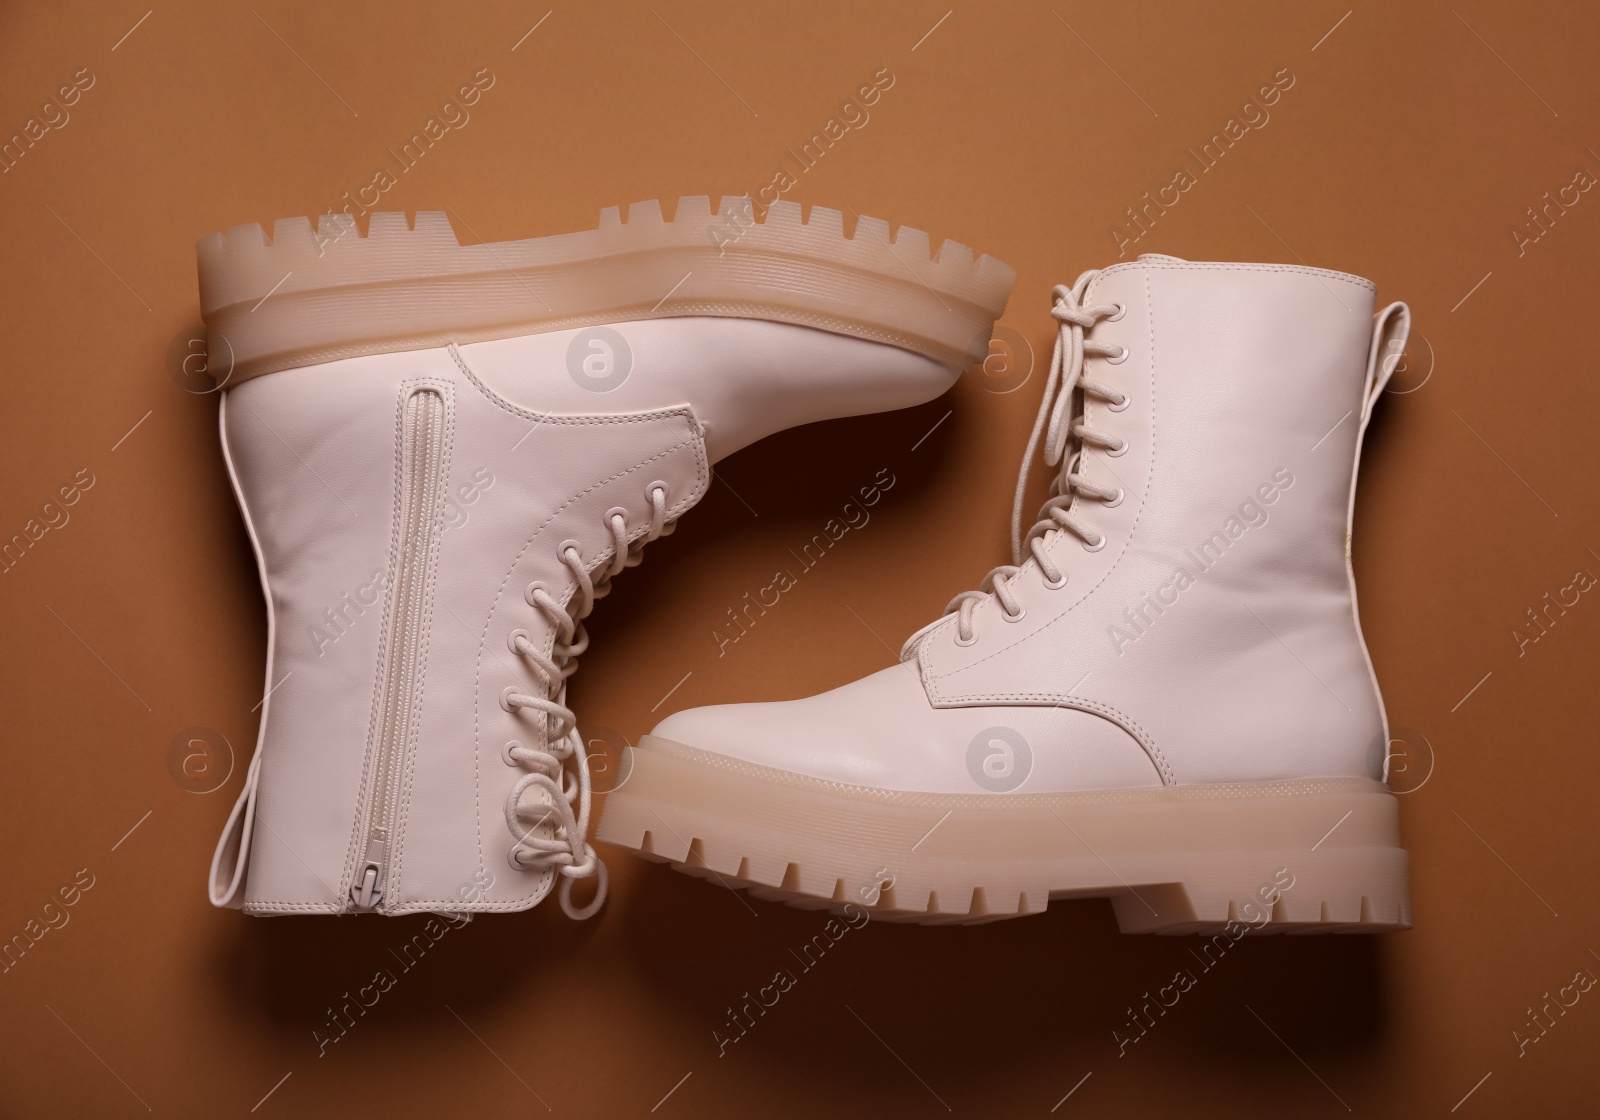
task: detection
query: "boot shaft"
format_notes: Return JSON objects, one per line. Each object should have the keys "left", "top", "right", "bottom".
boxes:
{"left": 921, "top": 259, "right": 1407, "bottom": 784}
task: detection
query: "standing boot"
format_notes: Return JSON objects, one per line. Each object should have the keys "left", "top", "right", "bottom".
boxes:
{"left": 201, "top": 198, "right": 1014, "bottom": 917}
{"left": 598, "top": 255, "right": 1413, "bottom": 934}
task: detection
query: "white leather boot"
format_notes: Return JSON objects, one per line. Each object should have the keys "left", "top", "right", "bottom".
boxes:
{"left": 598, "top": 256, "right": 1413, "bottom": 934}
{"left": 200, "top": 198, "right": 1014, "bottom": 917}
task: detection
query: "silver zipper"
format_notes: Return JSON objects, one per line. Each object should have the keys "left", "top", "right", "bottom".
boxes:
{"left": 353, "top": 388, "right": 445, "bottom": 910}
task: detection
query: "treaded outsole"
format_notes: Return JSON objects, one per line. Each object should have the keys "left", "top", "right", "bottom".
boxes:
{"left": 196, "top": 197, "right": 1016, "bottom": 384}
{"left": 597, "top": 737, "right": 1413, "bottom": 934}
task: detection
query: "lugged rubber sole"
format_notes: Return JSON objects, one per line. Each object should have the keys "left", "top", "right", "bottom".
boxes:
{"left": 596, "top": 736, "right": 1413, "bottom": 934}
{"left": 196, "top": 197, "right": 1016, "bottom": 384}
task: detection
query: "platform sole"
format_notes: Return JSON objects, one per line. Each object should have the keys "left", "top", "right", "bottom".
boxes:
{"left": 596, "top": 736, "right": 1412, "bottom": 934}
{"left": 196, "top": 196, "right": 1015, "bottom": 384}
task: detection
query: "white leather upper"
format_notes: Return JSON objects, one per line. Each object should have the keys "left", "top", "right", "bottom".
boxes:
{"left": 217, "top": 318, "right": 958, "bottom": 913}
{"left": 650, "top": 260, "right": 1405, "bottom": 794}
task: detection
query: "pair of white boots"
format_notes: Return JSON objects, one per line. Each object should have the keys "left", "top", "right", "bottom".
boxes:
{"left": 199, "top": 198, "right": 1411, "bottom": 933}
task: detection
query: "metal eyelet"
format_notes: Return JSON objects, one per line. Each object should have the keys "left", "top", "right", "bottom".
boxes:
{"left": 646, "top": 480, "right": 669, "bottom": 502}
{"left": 502, "top": 739, "right": 522, "bottom": 766}
{"left": 1103, "top": 488, "right": 1126, "bottom": 509}
{"left": 1042, "top": 569, "right": 1068, "bottom": 590}
{"left": 1107, "top": 393, "right": 1130, "bottom": 413}
{"left": 1104, "top": 346, "right": 1129, "bottom": 366}
{"left": 507, "top": 628, "right": 530, "bottom": 655}
{"left": 557, "top": 538, "right": 583, "bottom": 560}
{"left": 1002, "top": 605, "right": 1027, "bottom": 623}
{"left": 524, "top": 580, "right": 546, "bottom": 607}
{"left": 1082, "top": 533, "right": 1108, "bottom": 553}
{"left": 1106, "top": 301, "right": 1126, "bottom": 322}
{"left": 603, "top": 506, "right": 629, "bottom": 526}
{"left": 1106, "top": 438, "right": 1129, "bottom": 458}
{"left": 954, "top": 629, "right": 978, "bottom": 647}
{"left": 499, "top": 686, "right": 523, "bottom": 713}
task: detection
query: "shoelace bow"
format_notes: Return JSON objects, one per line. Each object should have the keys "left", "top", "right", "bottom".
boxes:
{"left": 502, "top": 483, "right": 675, "bottom": 918}
{"left": 903, "top": 273, "right": 1127, "bottom": 653}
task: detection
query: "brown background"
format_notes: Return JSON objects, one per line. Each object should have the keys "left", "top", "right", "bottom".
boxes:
{"left": 2, "top": 0, "right": 1598, "bottom": 1116}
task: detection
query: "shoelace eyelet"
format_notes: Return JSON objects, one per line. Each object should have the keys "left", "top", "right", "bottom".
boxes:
{"left": 1082, "top": 533, "right": 1108, "bottom": 553}
{"left": 1103, "top": 487, "right": 1126, "bottom": 509}
{"left": 1002, "top": 605, "right": 1027, "bottom": 623}
{"left": 523, "top": 580, "right": 546, "bottom": 608}
{"left": 502, "top": 739, "right": 522, "bottom": 766}
{"left": 1105, "top": 438, "right": 1129, "bottom": 458}
{"left": 1107, "top": 393, "right": 1131, "bottom": 413}
{"left": 1106, "top": 301, "right": 1127, "bottom": 322}
{"left": 557, "top": 538, "right": 583, "bottom": 561}
{"left": 1042, "top": 569, "right": 1068, "bottom": 590}
{"left": 954, "top": 628, "right": 978, "bottom": 647}
{"left": 603, "top": 505, "right": 629, "bottom": 525}
{"left": 646, "top": 480, "right": 669, "bottom": 502}
{"left": 498, "top": 685, "right": 523, "bottom": 713}
{"left": 1104, "top": 345, "right": 1129, "bottom": 366}
{"left": 506, "top": 627, "right": 530, "bottom": 655}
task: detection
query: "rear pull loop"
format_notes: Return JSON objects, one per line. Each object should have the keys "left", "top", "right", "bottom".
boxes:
{"left": 1361, "top": 301, "right": 1411, "bottom": 434}
{"left": 208, "top": 749, "right": 261, "bottom": 908}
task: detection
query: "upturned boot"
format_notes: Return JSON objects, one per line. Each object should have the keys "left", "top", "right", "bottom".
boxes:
{"left": 200, "top": 198, "right": 1014, "bottom": 917}
{"left": 599, "top": 255, "right": 1413, "bottom": 934}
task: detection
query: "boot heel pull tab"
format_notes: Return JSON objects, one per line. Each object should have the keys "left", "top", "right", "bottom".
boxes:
{"left": 208, "top": 750, "right": 262, "bottom": 909}
{"left": 1361, "top": 301, "right": 1411, "bottom": 430}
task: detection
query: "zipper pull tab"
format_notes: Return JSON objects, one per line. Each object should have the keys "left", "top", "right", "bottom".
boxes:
{"left": 351, "top": 838, "right": 386, "bottom": 910}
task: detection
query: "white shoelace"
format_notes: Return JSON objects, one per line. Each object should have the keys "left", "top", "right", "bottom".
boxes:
{"left": 904, "top": 272, "right": 1127, "bottom": 652}
{"left": 502, "top": 483, "right": 676, "bottom": 918}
